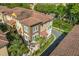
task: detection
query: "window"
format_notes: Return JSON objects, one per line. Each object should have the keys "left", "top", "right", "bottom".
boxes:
{"left": 24, "top": 25, "right": 29, "bottom": 33}
{"left": 32, "top": 25, "right": 38, "bottom": 33}
{"left": 16, "top": 21, "right": 20, "bottom": 29}
{"left": 24, "top": 34, "right": 29, "bottom": 41}
{"left": 32, "top": 33, "right": 39, "bottom": 41}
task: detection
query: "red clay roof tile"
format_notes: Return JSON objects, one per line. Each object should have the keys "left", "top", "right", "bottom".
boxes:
{"left": 50, "top": 25, "right": 79, "bottom": 56}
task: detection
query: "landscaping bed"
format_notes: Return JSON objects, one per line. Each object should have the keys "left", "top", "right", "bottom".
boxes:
{"left": 6, "top": 31, "right": 30, "bottom": 56}
{"left": 32, "top": 35, "right": 55, "bottom": 56}
{"left": 0, "top": 24, "right": 30, "bottom": 56}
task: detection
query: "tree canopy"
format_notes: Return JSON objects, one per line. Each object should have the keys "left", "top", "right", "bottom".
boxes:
{"left": 0, "top": 3, "right": 31, "bottom": 9}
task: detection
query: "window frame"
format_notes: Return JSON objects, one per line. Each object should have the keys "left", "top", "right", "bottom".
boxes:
{"left": 32, "top": 25, "right": 39, "bottom": 33}
{"left": 24, "top": 25, "right": 29, "bottom": 33}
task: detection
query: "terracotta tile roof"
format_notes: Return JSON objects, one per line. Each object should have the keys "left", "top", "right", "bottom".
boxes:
{"left": 20, "top": 17, "right": 42, "bottom": 26}
{"left": 50, "top": 25, "right": 79, "bottom": 56}
{"left": 12, "top": 7, "right": 32, "bottom": 19}
{"left": 2, "top": 9, "right": 13, "bottom": 15}
{"left": 20, "top": 11, "right": 53, "bottom": 26}
{"left": 0, "top": 6, "right": 9, "bottom": 13}
{"left": 12, "top": 7, "right": 53, "bottom": 26}
{"left": 0, "top": 31, "right": 8, "bottom": 48}
{"left": 32, "top": 11, "right": 53, "bottom": 23}
{"left": 0, "top": 6, "right": 53, "bottom": 26}
{"left": 40, "top": 30, "right": 48, "bottom": 37}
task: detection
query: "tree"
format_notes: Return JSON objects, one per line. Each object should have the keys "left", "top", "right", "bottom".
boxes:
{"left": 7, "top": 31, "right": 29, "bottom": 56}
{"left": 54, "top": 4, "right": 67, "bottom": 28}
{"left": 0, "top": 3, "right": 31, "bottom": 9}
{"left": 8, "top": 39, "right": 29, "bottom": 56}
{"left": 66, "top": 4, "right": 79, "bottom": 25}
{"left": 34, "top": 4, "right": 56, "bottom": 14}
{"left": 55, "top": 4, "right": 67, "bottom": 20}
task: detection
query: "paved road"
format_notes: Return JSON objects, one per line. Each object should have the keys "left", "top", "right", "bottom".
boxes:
{"left": 52, "top": 28, "right": 62, "bottom": 38}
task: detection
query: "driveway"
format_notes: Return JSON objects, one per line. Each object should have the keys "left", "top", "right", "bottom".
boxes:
{"left": 52, "top": 28, "right": 62, "bottom": 38}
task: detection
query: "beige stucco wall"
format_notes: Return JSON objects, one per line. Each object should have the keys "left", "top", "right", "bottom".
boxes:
{"left": 40, "top": 23, "right": 48, "bottom": 32}
{"left": 0, "top": 46, "right": 8, "bottom": 56}
{"left": 16, "top": 21, "right": 24, "bottom": 36}
{"left": 40, "top": 21, "right": 52, "bottom": 32}
{"left": 0, "top": 13, "right": 4, "bottom": 23}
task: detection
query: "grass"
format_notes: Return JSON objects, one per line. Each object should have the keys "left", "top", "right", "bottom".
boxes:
{"left": 32, "top": 35, "right": 56, "bottom": 56}
{"left": 53, "top": 19, "right": 73, "bottom": 33}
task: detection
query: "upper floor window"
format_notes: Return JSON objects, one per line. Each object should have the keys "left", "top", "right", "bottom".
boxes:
{"left": 24, "top": 25, "right": 29, "bottom": 33}
{"left": 32, "top": 25, "right": 39, "bottom": 33}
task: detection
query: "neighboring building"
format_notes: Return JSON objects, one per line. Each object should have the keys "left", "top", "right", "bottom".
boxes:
{"left": 0, "top": 6, "right": 16, "bottom": 27}
{"left": 0, "top": 31, "right": 9, "bottom": 56}
{"left": 50, "top": 25, "right": 79, "bottom": 56}
{"left": 0, "top": 6, "right": 8, "bottom": 23}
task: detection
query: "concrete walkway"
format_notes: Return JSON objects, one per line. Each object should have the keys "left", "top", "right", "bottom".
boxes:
{"left": 52, "top": 28, "right": 62, "bottom": 38}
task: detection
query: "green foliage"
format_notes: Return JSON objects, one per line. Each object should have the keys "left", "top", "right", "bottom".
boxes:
{"left": 70, "top": 4, "right": 79, "bottom": 14}
{"left": 55, "top": 4, "right": 67, "bottom": 20}
{"left": 0, "top": 3, "right": 31, "bottom": 9}
{"left": 6, "top": 32, "right": 29, "bottom": 56}
{"left": 34, "top": 4, "right": 56, "bottom": 14}
{"left": 66, "top": 4, "right": 79, "bottom": 25}
{"left": 0, "top": 23, "right": 8, "bottom": 32}
{"left": 32, "top": 36, "right": 54, "bottom": 56}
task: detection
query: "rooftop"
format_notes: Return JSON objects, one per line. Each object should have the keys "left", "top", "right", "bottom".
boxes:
{"left": 12, "top": 7, "right": 33, "bottom": 19}
{"left": 20, "top": 11, "right": 53, "bottom": 26}
{"left": 50, "top": 25, "right": 79, "bottom": 56}
{"left": 0, "top": 6, "right": 53, "bottom": 26}
{"left": 20, "top": 17, "right": 42, "bottom": 26}
{"left": 0, "top": 6, "right": 10, "bottom": 13}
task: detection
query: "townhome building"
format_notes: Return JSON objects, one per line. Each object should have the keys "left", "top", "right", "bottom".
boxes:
{"left": 19, "top": 11, "right": 53, "bottom": 43}
{"left": 17, "top": 11, "right": 53, "bottom": 53}
{"left": 0, "top": 6, "right": 54, "bottom": 52}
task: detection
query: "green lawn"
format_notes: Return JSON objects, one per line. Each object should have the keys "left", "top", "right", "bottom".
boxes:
{"left": 53, "top": 19, "right": 73, "bottom": 33}
{"left": 32, "top": 35, "right": 55, "bottom": 56}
